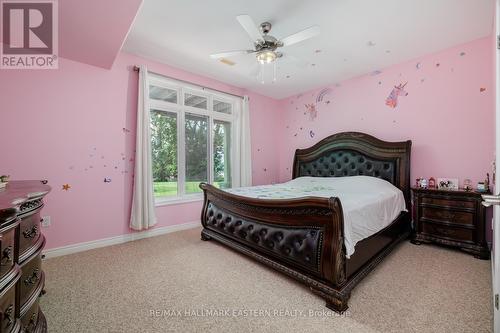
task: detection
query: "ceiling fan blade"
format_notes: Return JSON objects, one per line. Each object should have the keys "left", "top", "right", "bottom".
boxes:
{"left": 210, "top": 50, "right": 254, "bottom": 59}
{"left": 236, "top": 15, "right": 264, "bottom": 43}
{"left": 280, "top": 26, "right": 320, "bottom": 47}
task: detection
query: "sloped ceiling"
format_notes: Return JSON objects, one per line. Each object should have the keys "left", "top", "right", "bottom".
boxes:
{"left": 58, "top": 0, "right": 142, "bottom": 69}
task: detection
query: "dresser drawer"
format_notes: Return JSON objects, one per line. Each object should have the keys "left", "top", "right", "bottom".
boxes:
{"left": 421, "top": 207, "right": 474, "bottom": 226}
{"left": 0, "top": 266, "right": 21, "bottom": 333}
{"left": 0, "top": 283, "right": 16, "bottom": 333}
{"left": 20, "top": 299, "right": 39, "bottom": 333}
{"left": 19, "top": 251, "right": 43, "bottom": 307}
{"left": 18, "top": 214, "right": 41, "bottom": 257}
{"left": 0, "top": 223, "right": 18, "bottom": 281}
{"left": 420, "top": 197, "right": 475, "bottom": 209}
{"left": 421, "top": 222, "right": 473, "bottom": 242}
{"left": 0, "top": 181, "right": 49, "bottom": 332}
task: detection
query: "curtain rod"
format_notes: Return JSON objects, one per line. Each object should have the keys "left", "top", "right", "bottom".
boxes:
{"left": 133, "top": 66, "right": 245, "bottom": 100}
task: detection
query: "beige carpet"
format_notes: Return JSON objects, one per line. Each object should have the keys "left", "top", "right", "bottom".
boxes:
{"left": 40, "top": 227, "right": 492, "bottom": 333}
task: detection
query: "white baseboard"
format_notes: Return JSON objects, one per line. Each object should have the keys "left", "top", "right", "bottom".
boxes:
{"left": 42, "top": 221, "right": 200, "bottom": 259}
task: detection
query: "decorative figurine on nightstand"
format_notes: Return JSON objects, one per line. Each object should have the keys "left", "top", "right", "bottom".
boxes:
{"left": 416, "top": 177, "right": 423, "bottom": 188}
{"left": 428, "top": 177, "right": 436, "bottom": 189}
{"left": 420, "top": 178, "right": 428, "bottom": 189}
{"left": 437, "top": 178, "right": 459, "bottom": 190}
{"left": 463, "top": 179, "right": 472, "bottom": 191}
{"left": 477, "top": 173, "right": 490, "bottom": 193}
{"left": 0, "top": 175, "right": 9, "bottom": 189}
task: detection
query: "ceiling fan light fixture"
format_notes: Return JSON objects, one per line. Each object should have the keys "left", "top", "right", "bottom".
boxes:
{"left": 210, "top": 14, "right": 320, "bottom": 85}
{"left": 256, "top": 50, "right": 277, "bottom": 64}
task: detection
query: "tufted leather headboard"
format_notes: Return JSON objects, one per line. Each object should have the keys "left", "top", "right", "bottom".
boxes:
{"left": 292, "top": 132, "right": 412, "bottom": 207}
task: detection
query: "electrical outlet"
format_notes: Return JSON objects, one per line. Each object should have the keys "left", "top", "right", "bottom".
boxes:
{"left": 41, "top": 216, "right": 51, "bottom": 227}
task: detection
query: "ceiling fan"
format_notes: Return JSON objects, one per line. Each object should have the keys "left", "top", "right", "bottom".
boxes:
{"left": 210, "top": 15, "right": 320, "bottom": 75}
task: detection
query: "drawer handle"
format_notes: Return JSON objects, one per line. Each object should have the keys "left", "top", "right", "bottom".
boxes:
{"left": 441, "top": 212, "right": 456, "bottom": 220}
{"left": 23, "top": 312, "right": 37, "bottom": 333}
{"left": 435, "top": 227, "right": 454, "bottom": 236}
{"left": 4, "top": 304, "right": 13, "bottom": 327}
{"left": 23, "top": 225, "right": 38, "bottom": 239}
{"left": 1, "top": 246, "right": 12, "bottom": 265}
{"left": 24, "top": 268, "right": 40, "bottom": 286}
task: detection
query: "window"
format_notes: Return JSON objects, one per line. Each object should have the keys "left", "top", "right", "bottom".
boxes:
{"left": 184, "top": 92, "right": 207, "bottom": 110}
{"left": 185, "top": 113, "right": 208, "bottom": 194}
{"left": 213, "top": 100, "right": 232, "bottom": 114}
{"left": 149, "top": 75, "right": 240, "bottom": 203}
{"left": 151, "top": 110, "right": 178, "bottom": 197}
{"left": 150, "top": 85, "right": 177, "bottom": 103}
{"left": 213, "top": 120, "right": 231, "bottom": 189}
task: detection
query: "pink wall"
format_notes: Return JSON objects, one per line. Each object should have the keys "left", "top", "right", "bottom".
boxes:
{"left": 0, "top": 36, "right": 495, "bottom": 251}
{"left": 278, "top": 37, "right": 495, "bottom": 187}
{"left": 246, "top": 91, "right": 282, "bottom": 185}
{"left": 0, "top": 52, "right": 281, "bottom": 250}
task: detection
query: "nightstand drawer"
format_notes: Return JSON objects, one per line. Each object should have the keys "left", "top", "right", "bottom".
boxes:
{"left": 421, "top": 197, "right": 475, "bottom": 209}
{"left": 421, "top": 222, "right": 473, "bottom": 242}
{"left": 411, "top": 187, "right": 488, "bottom": 259}
{"left": 421, "top": 207, "right": 474, "bottom": 226}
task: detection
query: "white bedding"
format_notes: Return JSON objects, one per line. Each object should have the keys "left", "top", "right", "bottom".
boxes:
{"left": 226, "top": 176, "right": 407, "bottom": 258}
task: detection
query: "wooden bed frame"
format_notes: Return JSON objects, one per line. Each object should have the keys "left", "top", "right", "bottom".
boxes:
{"left": 199, "top": 132, "right": 412, "bottom": 312}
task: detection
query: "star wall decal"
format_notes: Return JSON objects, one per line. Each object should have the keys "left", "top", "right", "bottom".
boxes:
{"left": 62, "top": 184, "right": 71, "bottom": 191}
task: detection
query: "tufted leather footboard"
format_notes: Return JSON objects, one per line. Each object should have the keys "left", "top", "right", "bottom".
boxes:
{"left": 200, "top": 183, "right": 351, "bottom": 311}
{"left": 204, "top": 201, "right": 325, "bottom": 275}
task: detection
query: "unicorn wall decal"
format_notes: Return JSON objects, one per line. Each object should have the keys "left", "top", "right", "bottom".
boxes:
{"left": 385, "top": 82, "right": 408, "bottom": 108}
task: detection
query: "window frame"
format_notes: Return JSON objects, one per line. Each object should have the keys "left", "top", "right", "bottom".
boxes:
{"left": 148, "top": 74, "right": 240, "bottom": 205}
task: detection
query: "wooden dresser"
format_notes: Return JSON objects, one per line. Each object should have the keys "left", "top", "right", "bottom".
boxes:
{"left": 0, "top": 181, "right": 49, "bottom": 333}
{"left": 411, "top": 187, "right": 489, "bottom": 259}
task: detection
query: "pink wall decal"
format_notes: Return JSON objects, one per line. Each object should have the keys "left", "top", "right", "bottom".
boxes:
{"left": 385, "top": 82, "right": 409, "bottom": 108}
{"left": 305, "top": 103, "right": 318, "bottom": 120}
{"left": 316, "top": 88, "right": 332, "bottom": 103}
{"left": 278, "top": 37, "right": 495, "bottom": 188}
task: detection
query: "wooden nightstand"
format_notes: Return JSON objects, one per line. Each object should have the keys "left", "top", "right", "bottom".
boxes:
{"left": 411, "top": 187, "right": 489, "bottom": 259}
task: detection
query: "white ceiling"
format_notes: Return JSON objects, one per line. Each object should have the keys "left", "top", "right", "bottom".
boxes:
{"left": 123, "top": 0, "right": 494, "bottom": 99}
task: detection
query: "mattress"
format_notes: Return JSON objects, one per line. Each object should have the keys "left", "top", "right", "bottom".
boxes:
{"left": 226, "top": 176, "right": 407, "bottom": 258}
